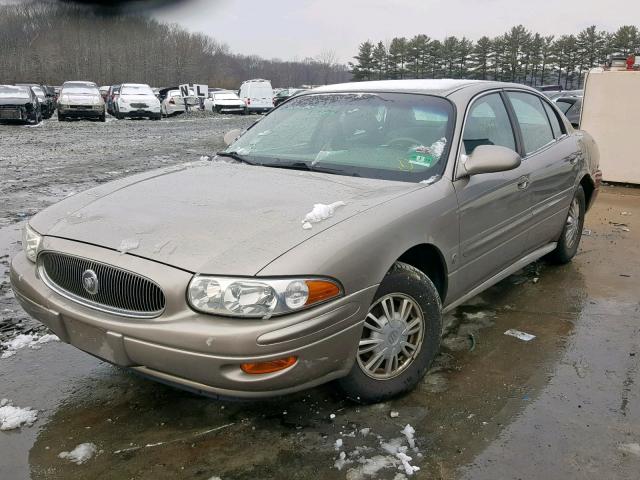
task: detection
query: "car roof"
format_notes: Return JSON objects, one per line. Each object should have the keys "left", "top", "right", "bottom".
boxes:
{"left": 309, "top": 79, "right": 534, "bottom": 97}
{"left": 121, "top": 83, "right": 151, "bottom": 87}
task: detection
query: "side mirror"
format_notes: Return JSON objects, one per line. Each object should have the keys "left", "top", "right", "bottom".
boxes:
{"left": 223, "top": 128, "right": 242, "bottom": 146}
{"left": 461, "top": 145, "right": 521, "bottom": 176}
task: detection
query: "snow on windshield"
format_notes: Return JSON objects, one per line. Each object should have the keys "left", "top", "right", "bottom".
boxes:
{"left": 0, "top": 86, "right": 30, "bottom": 99}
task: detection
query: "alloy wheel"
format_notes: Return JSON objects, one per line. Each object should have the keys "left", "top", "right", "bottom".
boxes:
{"left": 565, "top": 197, "right": 580, "bottom": 249}
{"left": 357, "top": 293, "right": 425, "bottom": 380}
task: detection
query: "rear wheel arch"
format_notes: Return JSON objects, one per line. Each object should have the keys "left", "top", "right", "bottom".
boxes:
{"left": 394, "top": 243, "right": 448, "bottom": 303}
{"left": 579, "top": 174, "right": 595, "bottom": 210}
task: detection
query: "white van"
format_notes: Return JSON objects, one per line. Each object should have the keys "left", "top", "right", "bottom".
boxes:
{"left": 238, "top": 79, "right": 273, "bottom": 113}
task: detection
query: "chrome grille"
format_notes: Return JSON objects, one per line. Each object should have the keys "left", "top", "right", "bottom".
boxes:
{"left": 38, "top": 252, "right": 165, "bottom": 318}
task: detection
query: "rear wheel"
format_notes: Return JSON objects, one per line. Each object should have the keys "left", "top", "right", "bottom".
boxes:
{"left": 338, "top": 262, "right": 442, "bottom": 403}
{"left": 547, "top": 185, "right": 585, "bottom": 264}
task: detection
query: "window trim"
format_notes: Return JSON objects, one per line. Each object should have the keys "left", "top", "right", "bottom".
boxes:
{"left": 503, "top": 88, "right": 559, "bottom": 159}
{"left": 454, "top": 89, "right": 521, "bottom": 180}
{"left": 540, "top": 97, "right": 568, "bottom": 140}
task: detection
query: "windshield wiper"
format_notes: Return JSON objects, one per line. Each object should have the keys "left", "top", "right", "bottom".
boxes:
{"left": 215, "top": 151, "right": 256, "bottom": 165}
{"left": 268, "top": 161, "right": 351, "bottom": 177}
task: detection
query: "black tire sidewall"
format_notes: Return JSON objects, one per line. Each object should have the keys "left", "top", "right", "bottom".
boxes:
{"left": 338, "top": 262, "right": 442, "bottom": 403}
{"left": 550, "top": 185, "right": 586, "bottom": 263}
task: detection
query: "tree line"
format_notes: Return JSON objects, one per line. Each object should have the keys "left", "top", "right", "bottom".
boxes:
{"left": 350, "top": 25, "right": 640, "bottom": 88}
{"left": 0, "top": 2, "right": 350, "bottom": 88}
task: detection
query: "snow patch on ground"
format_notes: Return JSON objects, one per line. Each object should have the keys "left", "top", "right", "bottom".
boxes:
{"left": 1, "top": 333, "right": 59, "bottom": 359}
{"left": 335, "top": 424, "right": 421, "bottom": 478}
{"left": 619, "top": 442, "right": 640, "bottom": 456}
{"left": 59, "top": 443, "right": 98, "bottom": 464}
{"left": 0, "top": 399, "right": 38, "bottom": 430}
{"left": 302, "top": 201, "right": 346, "bottom": 229}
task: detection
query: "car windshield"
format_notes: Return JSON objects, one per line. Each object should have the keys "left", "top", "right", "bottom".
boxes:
{"left": 0, "top": 86, "right": 30, "bottom": 99}
{"left": 121, "top": 85, "right": 154, "bottom": 95}
{"left": 31, "top": 86, "right": 45, "bottom": 98}
{"left": 62, "top": 86, "right": 98, "bottom": 95}
{"left": 226, "top": 92, "right": 454, "bottom": 182}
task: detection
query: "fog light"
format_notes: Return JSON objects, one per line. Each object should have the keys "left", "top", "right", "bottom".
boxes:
{"left": 240, "top": 356, "right": 297, "bottom": 374}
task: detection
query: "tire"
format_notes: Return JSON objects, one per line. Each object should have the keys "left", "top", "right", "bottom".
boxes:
{"left": 547, "top": 185, "right": 586, "bottom": 264}
{"left": 100, "top": 114, "right": 106, "bottom": 122}
{"left": 58, "top": 113, "right": 65, "bottom": 121}
{"left": 241, "top": 108, "right": 248, "bottom": 115}
{"left": 115, "top": 113, "right": 123, "bottom": 120}
{"left": 337, "top": 262, "right": 442, "bottom": 403}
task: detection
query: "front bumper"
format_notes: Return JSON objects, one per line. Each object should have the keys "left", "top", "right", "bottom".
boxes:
{"left": 10, "top": 237, "right": 375, "bottom": 398}
{"left": 59, "top": 105, "right": 104, "bottom": 118}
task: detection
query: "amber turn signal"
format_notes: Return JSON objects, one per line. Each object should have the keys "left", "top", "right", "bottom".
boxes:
{"left": 240, "top": 356, "right": 298, "bottom": 375}
{"left": 305, "top": 280, "right": 341, "bottom": 306}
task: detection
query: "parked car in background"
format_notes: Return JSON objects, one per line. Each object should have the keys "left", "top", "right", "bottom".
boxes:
{"left": 106, "top": 84, "right": 121, "bottom": 115}
{"left": 115, "top": 83, "right": 161, "bottom": 120}
{"left": 159, "top": 87, "right": 198, "bottom": 116}
{"left": 99, "top": 86, "right": 110, "bottom": 102}
{"left": 57, "top": 81, "right": 105, "bottom": 122}
{"left": 546, "top": 89, "right": 583, "bottom": 101}
{"left": 273, "top": 88, "right": 307, "bottom": 107}
{"left": 239, "top": 79, "right": 273, "bottom": 113}
{"left": 11, "top": 79, "right": 601, "bottom": 403}
{"left": 537, "top": 84, "right": 563, "bottom": 93}
{"left": 204, "top": 90, "right": 246, "bottom": 114}
{"left": 554, "top": 96, "right": 582, "bottom": 128}
{"left": 0, "top": 84, "right": 41, "bottom": 124}
{"left": 15, "top": 83, "right": 55, "bottom": 119}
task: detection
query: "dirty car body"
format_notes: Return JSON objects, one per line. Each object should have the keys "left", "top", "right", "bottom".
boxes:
{"left": 11, "top": 80, "right": 601, "bottom": 401}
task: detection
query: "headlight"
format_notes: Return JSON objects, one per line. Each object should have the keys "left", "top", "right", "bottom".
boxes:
{"left": 187, "top": 276, "right": 342, "bottom": 318}
{"left": 22, "top": 224, "right": 42, "bottom": 262}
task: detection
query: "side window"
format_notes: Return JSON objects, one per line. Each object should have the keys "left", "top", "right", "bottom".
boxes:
{"left": 462, "top": 93, "right": 516, "bottom": 155}
{"left": 507, "top": 92, "right": 554, "bottom": 155}
{"left": 542, "top": 101, "right": 564, "bottom": 138}
{"left": 555, "top": 100, "right": 573, "bottom": 114}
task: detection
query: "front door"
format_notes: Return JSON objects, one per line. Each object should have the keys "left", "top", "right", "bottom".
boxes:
{"left": 452, "top": 91, "right": 532, "bottom": 295}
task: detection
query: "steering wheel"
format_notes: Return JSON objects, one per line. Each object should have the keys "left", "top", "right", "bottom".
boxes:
{"left": 388, "top": 137, "right": 424, "bottom": 148}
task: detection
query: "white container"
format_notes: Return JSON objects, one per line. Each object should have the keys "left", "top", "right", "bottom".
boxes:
{"left": 580, "top": 69, "right": 640, "bottom": 184}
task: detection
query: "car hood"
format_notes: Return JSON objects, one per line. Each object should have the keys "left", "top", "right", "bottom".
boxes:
{"left": 32, "top": 161, "right": 421, "bottom": 275}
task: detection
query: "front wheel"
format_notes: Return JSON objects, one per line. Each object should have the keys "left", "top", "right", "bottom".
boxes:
{"left": 338, "top": 262, "right": 442, "bottom": 403}
{"left": 547, "top": 185, "right": 586, "bottom": 264}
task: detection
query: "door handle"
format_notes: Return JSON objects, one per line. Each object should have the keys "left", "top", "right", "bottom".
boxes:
{"left": 517, "top": 177, "right": 529, "bottom": 190}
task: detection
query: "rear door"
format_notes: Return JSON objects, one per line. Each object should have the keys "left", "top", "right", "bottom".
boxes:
{"left": 453, "top": 91, "right": 533, "bottom": 291}
{"left": 505, "top": 91, "right": 579, "bottom": 253}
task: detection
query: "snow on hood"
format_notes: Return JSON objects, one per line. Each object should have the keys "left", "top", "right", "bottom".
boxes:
{"left": 31, "top": 162, "right": 421, "bottom": 275}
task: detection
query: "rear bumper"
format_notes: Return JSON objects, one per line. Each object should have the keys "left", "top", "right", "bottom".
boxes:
{"left": 10, "top": 238, "right": 375, "bottom": 398}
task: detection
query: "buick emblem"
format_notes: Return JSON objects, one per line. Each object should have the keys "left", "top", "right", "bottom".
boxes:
{"left": 81, "top": 269, "right": 99, "bottom": 295}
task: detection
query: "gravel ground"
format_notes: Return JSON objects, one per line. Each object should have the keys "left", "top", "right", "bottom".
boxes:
{"left": 0, "top": 112, "right": 254, "bottom": 341}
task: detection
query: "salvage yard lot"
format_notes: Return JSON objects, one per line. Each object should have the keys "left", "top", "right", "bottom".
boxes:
{"left": 1, "top": 116, "right": 639, "bottom": 479}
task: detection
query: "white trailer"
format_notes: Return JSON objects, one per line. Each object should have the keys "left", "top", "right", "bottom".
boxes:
{"left": 580, "top": 68, "right": 640, "bottom": 184}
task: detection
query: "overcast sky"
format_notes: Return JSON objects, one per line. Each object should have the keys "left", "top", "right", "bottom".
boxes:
{"left": 151, "top": 0, "right": 640, "bottom": 62}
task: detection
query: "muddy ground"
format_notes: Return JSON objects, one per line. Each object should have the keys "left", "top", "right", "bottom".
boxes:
{"left": 1, "top": 115, "right": 639, "bottom": 480}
